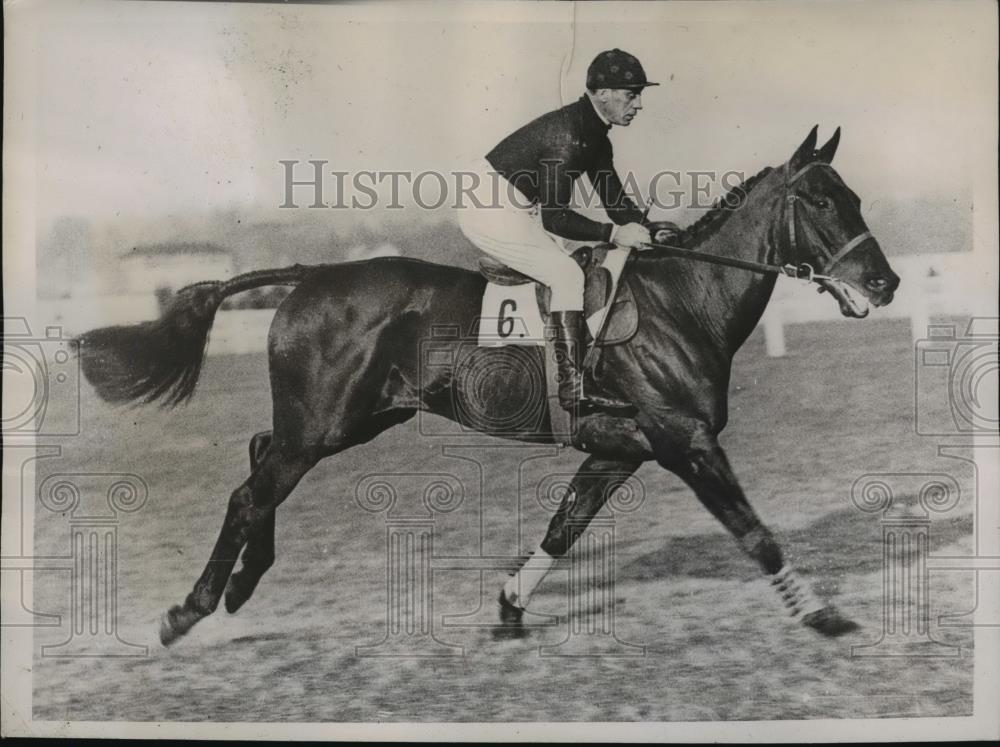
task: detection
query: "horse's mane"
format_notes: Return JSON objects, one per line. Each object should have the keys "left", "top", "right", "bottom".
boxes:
{"left": 677, "top": 166, "right": 775, "bottom": 247}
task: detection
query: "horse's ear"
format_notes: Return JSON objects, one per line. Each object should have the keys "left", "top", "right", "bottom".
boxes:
{"left": 816, "top": 127, "right": 841, "bottom": 164}
{"left": 789, "top": 125, "right": 819, "bottom": 170}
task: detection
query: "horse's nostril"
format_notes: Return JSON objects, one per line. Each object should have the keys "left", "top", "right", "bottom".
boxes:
{"left": 866, "top": 276, "right": 889, "bottom": 291}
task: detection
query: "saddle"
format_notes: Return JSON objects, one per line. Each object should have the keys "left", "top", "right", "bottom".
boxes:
{"left": 478, "top": 244, "right": 639, "bottom": 347}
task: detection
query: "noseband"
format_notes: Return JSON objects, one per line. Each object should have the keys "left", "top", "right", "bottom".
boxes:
{"left": 783, "top": 161, "right": 873, "bottom": 281}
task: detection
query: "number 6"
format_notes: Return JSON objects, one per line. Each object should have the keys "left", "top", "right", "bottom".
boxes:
{"left": 497, "top": 299, "right": 517, "bottom": 338}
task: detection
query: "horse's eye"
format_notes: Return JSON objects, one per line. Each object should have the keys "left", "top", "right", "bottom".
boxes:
{"left": 816, "top": 198, "right": 830, "bottom": 209}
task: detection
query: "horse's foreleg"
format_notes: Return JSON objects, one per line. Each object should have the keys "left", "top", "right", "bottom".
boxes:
{"left": 537, "top": 456, "right": 644, "bottom": 559}
{"left": 160, "top": 442, "right": 316, "bottom": 646}
{"left": 647, "top": 418, "right": 859, "bottom": 637}
{"left": 224, "top": 431, "right": 276, "bottom": 614}
{"left": 496, "top": 456, "right": 641, "bottom": 637}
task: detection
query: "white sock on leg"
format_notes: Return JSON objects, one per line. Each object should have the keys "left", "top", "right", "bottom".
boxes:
{"left": 503, "top": 548, "right": 556, "bottom": 610}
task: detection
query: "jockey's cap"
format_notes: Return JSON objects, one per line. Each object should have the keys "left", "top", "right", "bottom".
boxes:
{"left": 586, "top": 49, "right": 659, "bottom": 91}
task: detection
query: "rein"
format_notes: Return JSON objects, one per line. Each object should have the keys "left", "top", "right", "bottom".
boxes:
{"left": 641, "top": 161, "right": 873, "bottom": 285}
{"left": 640, "top": 239, "right": 819, "bottom": 281}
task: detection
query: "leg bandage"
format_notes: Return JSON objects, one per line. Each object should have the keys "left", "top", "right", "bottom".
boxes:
{"left": 503, "top": 548, "right": 556, "bottom": 610}
{"left": 769, "top": 565, "right": 823, "bottom": 618}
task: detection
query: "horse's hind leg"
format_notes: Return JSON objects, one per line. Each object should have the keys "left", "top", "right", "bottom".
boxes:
{"left": 643, "top": 415, "right": 859, "bottom": 637}
{"left": 159, "top": 440, "right": 317, "bottom": 646}
{"left": 224, "top": 511, "right": 276, "bottom": 614}
{"left": 224, "top": 431, "right": 276, "bottom": 614}
{"left": 222, "top": 411, "right": 416, "bottom": 617}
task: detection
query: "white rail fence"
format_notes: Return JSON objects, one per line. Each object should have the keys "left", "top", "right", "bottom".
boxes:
{"left": 37, "top": 253, "right": 993, "bottom": 358}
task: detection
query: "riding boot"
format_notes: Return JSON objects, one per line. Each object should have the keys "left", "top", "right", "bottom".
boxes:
{"left": 550, "top": 310, "right": 631, "bottom": 412}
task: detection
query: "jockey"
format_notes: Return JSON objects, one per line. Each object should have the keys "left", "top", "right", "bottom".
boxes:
{"left": 459, "top": 49, "right": 658, "bottom": 412}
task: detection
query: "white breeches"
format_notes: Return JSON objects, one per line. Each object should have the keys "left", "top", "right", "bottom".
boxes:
{"left": 458, "top": 159, "right": 585, "bottom": 311}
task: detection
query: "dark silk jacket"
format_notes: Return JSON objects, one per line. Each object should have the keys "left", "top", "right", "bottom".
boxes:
{"left": 485, "top": 95, "right": 644, "bottom": 243}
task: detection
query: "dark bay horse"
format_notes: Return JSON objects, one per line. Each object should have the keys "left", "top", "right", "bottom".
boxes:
{"left": 76, "top": 127, "right": 899, "bottom": 646}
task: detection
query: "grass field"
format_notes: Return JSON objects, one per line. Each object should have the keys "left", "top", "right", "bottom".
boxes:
{"left": 30, "top": 317, "right": 976, "bottom": 722}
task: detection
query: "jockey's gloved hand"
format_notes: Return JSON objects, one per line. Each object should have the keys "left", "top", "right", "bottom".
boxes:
{"left": 612, "top": 222, "right": 652, "bottom": 250}
{"left": 644, "top": 220, "right": 682, "bottom": 245}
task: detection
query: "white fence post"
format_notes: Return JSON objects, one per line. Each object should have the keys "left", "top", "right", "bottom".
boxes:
{"left": 909, "top": 274, "right": 941, "bottom": 345}
{"left": 909, "top": 293, "right": 929, "bottom": 344}
{"left": 763, "top": 303, "right": 787, "bottom": 357}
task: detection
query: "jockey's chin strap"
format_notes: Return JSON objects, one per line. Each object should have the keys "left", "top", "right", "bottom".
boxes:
{"left": 641, "top": 161, "right": 874, "bottom": 284}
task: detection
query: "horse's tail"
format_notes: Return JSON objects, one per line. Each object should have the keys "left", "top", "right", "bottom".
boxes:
{"left": 75, "top": 264, "right": 311, "bottom": 407}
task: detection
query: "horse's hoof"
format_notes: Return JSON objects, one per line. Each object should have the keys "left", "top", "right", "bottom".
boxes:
{"left": 159, "top": 607, "right": 186, "bottom": 647}
{"left": 492, "top": 590, "right": 528, "bottom": 640}
{"left": 801, "top": 606, "right": 861, "bottom": 637}
{"left": 159, "top": 604, "right": 204, "bottom": 646}
{"left": 492, "top": 623, "right": 529, "bottom": 641}
{"left": 224, "top": 577, "right": 248, "bottom": 615}
{"left": 223, "top": 590, "right": 244, "bottom": 615}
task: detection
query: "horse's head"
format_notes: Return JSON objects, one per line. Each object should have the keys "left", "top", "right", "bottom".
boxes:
{"left": 780, "top": 126, "right": 899, "bottom": 318}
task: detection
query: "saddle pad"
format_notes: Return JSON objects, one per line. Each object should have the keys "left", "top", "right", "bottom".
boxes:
{"left": 477, "top": 282, "right": 547, "bottom": 347}
{"left": 585, "top": 247, "right": 630, "bottom": 339}
{"left": 477, "top": 247, "right": 632, "bottom": 347}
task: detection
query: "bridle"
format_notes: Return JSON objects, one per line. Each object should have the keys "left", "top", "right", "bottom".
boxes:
{"left": 643, "top": 160, "right": 874, "bottom": 285}
{"left": 782, "top": 160, "right": 873, "bottom": 282}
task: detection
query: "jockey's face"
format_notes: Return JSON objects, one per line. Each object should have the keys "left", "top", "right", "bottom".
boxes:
{"left": 592, "top": 88, "right": 643, "bottom": 126}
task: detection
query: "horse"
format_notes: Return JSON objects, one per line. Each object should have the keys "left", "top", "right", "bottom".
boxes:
{"left": 75, "top": 126, "right": 900, "bottom": 646}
